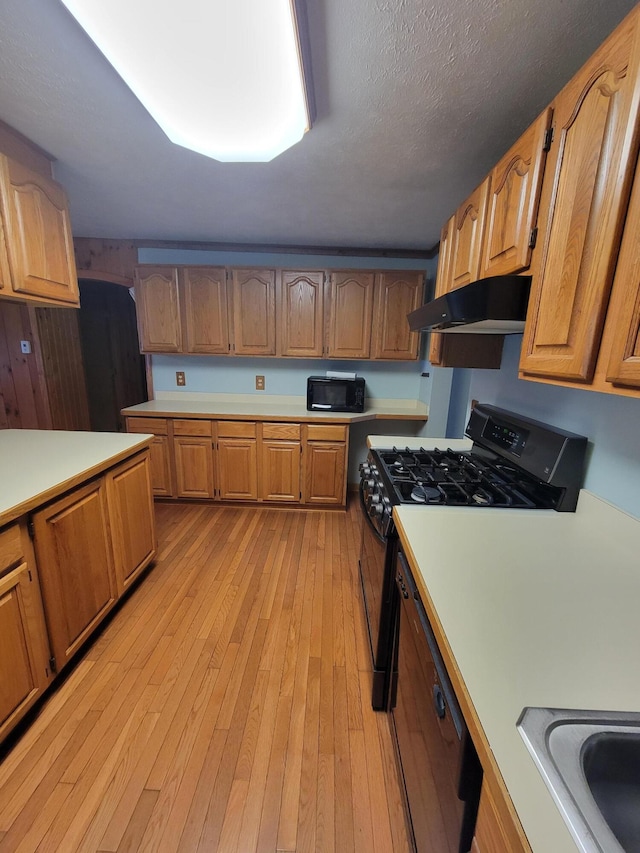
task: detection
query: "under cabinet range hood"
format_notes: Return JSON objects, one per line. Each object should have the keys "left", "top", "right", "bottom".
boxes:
{"left": 408, "top": 275, "right": 532, "bottom": 334}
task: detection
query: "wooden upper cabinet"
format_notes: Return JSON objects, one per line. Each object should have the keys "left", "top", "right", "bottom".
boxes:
{"left": 371, "top": 272, "right": 423, "bottom": 360}
{"left": 327, "top": 271, "right": 375, "bottom": 358}
{"left": 279, "top": 270, "right": 325, "bottom": 357}
{"left": 0, "top": 155, "right": 79, "bottom": 305}
{"left": 429, "top": 216, "right": 455, "bottom": 365}
{"left": 182, "top": 266, "right": 229, "bottom": 354}
{"left": 449, "top": 177, "right": 490, "bottom": 290}
{"left": 230, "top": 269, "right": 276, "bottom": 355}
{"left": 481, "top": 108, "right": 553, "bottom": 277}
{"left": 134, "top": 266, "right": 182, "bottom": 353}
{"left": 520, "top": 9, "right": 640, "bottom": 382}
{"left": 604, "top": 148, "right": 640, "bottom": 389}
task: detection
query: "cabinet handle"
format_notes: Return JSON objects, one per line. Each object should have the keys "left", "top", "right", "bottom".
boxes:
{"left": 433, "top": 683, "right": 446, "bottom": 719}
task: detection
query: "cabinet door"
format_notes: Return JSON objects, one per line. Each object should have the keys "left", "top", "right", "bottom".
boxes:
{"left": 134, "top": 266, "right": 182, "bottom": 353}
{"left": 106, "top": 452, "right": 156, "bottom": 594}
{"left": 429, "top": 218, "right": 503, "bottom": 368}
{"left": 481, "top": 108, "right": 553, "bottom": 277}
{"left": 371, "top": 271, "right": 423, "bottom": 360}
{"left": 604, "top": 146, "right": 640, "bottom": 389}
{"left": 126, "top": 417, "right": 175, "bottom": 496}
{"left": 471, "top": 783, "right": 513, "bottom": 853}
{"left": 279, "top": 270, "right": 325, "bottom": 357}
{"left": 302, "top": 442, "right": 346, "bottom": 505}
{"left": 230, "top": 269, "right": 276, "bottom": 355}
{"left": 174, "top": 436, "right": 215, "bottom": 498}
{"left": 0, "top": 155, "right": 79, "bottom": 305}
{"left": 327, "top": 271, "right": 375, "bottom": 358}
{"left": 32, "top": 479, "right": 118, "bottom": 671}
{"left": 449, "top": 178, "right": 490, "bottom": 291}
{"left": 520, "top": 12, "right": 640, "bottom": 381}
{"left": 261, "top": 441, "right": 301, "bottom": 501}
{"left": 0, "top": 561, "right": 50, "bottom": 740}
{"left": 429, "top": 216, "right": 455, "bottom": 365}
{"left": 182, "top": 266, "right": 230, "bottom": 354}
{"left": 218, "top": 438, "right": 258, "bottom": 500}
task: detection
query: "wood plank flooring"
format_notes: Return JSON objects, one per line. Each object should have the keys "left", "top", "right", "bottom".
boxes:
{"left": 0, "top": 502, "right": 410, "bottom": 852}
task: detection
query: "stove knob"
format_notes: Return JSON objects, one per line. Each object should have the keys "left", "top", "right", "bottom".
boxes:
{"left": 372, "top": 503, "right": 384, "bottom": 516}
{"left": 359, "top": 463, "right": 371, "bottom": 476}
{"left": 370, "top": 493, "right": 381, "bottom": 504}
{"left": 365, "top": 478, "right": 376, "bottom": 490}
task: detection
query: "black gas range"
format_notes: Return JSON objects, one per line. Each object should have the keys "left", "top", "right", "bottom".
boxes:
{"left": 358, "top": 403, "right": 588, "bottom": 710}
{"left": 361, "top": 403, "right": 589, "bottom": 539}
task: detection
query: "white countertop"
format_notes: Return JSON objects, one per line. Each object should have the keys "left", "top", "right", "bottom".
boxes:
{"left": 395, "top": 491, "right": 639, "bottom": 853}
{"left": 0, "top": 430, "right": 152, "bottom": 526}
{"left": 122, "top": 393, "right": 428, "bottom": 423}
{"left": 367, "top": 435, "right": 473, "bottom": 450}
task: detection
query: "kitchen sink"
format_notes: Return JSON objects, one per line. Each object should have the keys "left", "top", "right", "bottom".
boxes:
{"left": 517, "top": 707, "right": 640, "bottom": 853}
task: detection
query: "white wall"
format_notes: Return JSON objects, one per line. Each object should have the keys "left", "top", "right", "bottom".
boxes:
{"left": 446, "top": 335, "right": 640, "bottom": 518}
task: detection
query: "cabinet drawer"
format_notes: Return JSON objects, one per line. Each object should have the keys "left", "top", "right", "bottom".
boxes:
{"left": 0, "top": 524, "right": 22, "bottom": 575}
{"left": 306, "top": 424, "right": 347, "bottom": 442}
{"left": 217, "top": 421, "right": 257, "bottom": 438}
{"left": 173, "top": 419, "right": 212, "bottom": 437}
{"left": 127, "top": 417, "right": 169, "bottom": 436}
{"left": 263, "top": 422, "right": 301, "bottom": 440}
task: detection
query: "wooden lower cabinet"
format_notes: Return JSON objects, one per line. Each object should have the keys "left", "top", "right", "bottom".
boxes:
{"left": 32, "top": 478, "right": 119, "bottom": 672}
{"left": 216, "top": 421, "right": 259, "bottom": 501}
{"left": 0, "top": 547, "right": 51, "bottom": 741}
{"left": 106, "top": 452, "right": 157, "bottom": 593}
{"left": 302, "top": 424, "right": 348, "bottom": 505}
{"left": 174, "top": 436, "right": 215, "bottom": 498}
{"left": 261, "top": 440, "right": 301, "bottom": 501}
{"left": 471, "top": 783, "right": 514, "bottom": 853}
{"left": 126, "top": 415, "right": 349, "bottom": 507}
{"left": 126, "top": 417, "right": 174, "bottom": 496}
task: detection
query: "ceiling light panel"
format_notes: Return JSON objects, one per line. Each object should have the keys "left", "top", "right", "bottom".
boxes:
{"left": 59, "top": 0, "right": 311, "bottom": 161}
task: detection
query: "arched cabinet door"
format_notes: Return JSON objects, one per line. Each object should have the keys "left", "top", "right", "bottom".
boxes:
{"left": 0, "top": 155, "right": 79, "bottom": 305}
{"left": 520, "top": 10, "right": 640, "bottom": 382}
{"left": 229, "top": 269, "right": 276, "bottom": 356}
{"left": 481, "top": 107, "right": 552, "bottom": 278}
{"left": 327, "top": 271, "right": 375, "bottom": 359}
{"left": 449, "top": 178, "right": 490, "bottom": 291}
{"left": 371, "top": 271, "right": 423, "bottom": 360}
{"left": 134, "top": 266, "right": 182, "bottom": 353}
{"left": 279, "top": 270, "right": 325, "bottom": 357}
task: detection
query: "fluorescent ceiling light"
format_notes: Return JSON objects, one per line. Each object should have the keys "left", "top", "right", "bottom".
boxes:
{"left": 59, "top": 0, "right": 314, "bottom": 162}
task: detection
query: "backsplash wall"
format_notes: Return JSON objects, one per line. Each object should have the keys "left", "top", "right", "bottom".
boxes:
{"left": 449, "top": 335, "right": 640, "bottom": 518}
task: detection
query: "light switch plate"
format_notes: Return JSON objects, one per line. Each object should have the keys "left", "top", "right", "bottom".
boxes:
{"left": 20, "top": 340, "right": 31, "bottom": 354}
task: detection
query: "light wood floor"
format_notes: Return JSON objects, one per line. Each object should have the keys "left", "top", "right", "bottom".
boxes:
{"left": 0, "top": 501, "right": 410, "bottom": 852}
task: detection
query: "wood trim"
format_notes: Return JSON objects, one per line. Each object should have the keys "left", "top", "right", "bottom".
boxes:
{"left": 131, "top": 237, "right": 436, "bottom": 260}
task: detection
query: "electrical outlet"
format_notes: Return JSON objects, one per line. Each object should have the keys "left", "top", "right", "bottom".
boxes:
{"left": 255, "top": 375, "right": 265, "bottom": 391}
{"left": 176, "top": 371, "right": 186, "bottom": 386}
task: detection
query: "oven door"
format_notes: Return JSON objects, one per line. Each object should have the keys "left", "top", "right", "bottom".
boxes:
{"left": 358, "top": 481, "right": 396, "bottom": 710}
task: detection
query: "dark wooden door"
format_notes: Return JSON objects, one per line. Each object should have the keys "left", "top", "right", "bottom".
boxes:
{"left": 78, "top": 280, "right": 147, "bottom": 431}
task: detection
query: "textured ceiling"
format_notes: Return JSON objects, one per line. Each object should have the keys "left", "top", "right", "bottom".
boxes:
{"left": 0, "top": 0, "right": 637, "bottom": 251}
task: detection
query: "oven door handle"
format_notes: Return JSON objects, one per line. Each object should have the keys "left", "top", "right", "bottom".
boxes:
{"left": 359, "top": 480, "right": 387, "bottom": 544}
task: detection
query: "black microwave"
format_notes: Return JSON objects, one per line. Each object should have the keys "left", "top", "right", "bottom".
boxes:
{"left": 306, "top": 376, "right": 365, "bottom": 413}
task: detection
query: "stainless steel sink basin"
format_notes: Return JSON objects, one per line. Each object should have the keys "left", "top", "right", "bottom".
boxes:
{"left": 517, "top": 707, "right": 640, "bottom": 853}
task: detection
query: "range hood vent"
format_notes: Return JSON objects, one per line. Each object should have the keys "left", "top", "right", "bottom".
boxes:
{"left": 408, "top": 275, "right": 531, "bottom": 334}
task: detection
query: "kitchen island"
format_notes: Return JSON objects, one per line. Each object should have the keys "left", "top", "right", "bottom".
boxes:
{"left": 0, "top": 429, "right": 156, "bottom": 742}
{"left": 394, "top": 491, "right": 639, "bottom": 853}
